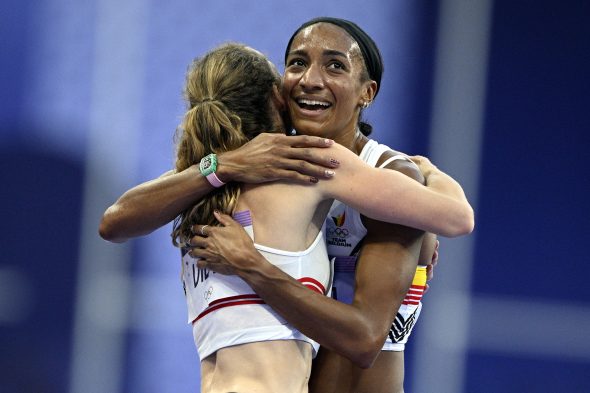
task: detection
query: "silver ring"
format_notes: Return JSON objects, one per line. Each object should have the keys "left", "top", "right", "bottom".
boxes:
{"left": 200, "top": 225, "right": 209, "bottom": 236}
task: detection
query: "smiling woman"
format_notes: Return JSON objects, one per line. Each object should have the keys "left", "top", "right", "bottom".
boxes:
{"left": 284, "top": 19, "right": 382, "bottom": 143}
{"left": 187, "top": 17, "right": 472, "bottom": 393}
{"left": 99, "top": 18, "right": 473, "bottom": 393}
{"left": 172, "top": 40, "right": 471, "bottom": 393}
{"left": 284, "top": 23, "right": 377, "bottom": 142}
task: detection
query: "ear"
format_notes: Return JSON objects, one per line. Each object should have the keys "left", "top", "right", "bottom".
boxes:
{"left": 358, "top": 80, "right": 378, "bottom": 107}
{"left": 271, "top": 84, "right": 286, "bottom": 112}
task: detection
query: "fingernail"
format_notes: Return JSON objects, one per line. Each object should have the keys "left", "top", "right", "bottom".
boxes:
{"left": 214, "top": 209, "right": 219, "bottom": 214}
{"left": 330, "top": 158, "right": 340, "bottom": 166}
{"left": 310, "top": 177, "right": 318, "bottom": 183}
{"left": 324, "top": 139, "right": 334, "bottom": 145}
{"left": 325, "top": 170, "right": 335, "bottom": 177}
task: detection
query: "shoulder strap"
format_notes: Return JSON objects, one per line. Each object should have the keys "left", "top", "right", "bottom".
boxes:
{"left": 378, "top": 154, "right": 414, "bottom": 169}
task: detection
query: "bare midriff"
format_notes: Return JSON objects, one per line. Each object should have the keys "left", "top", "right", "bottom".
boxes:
{"left": 201, "top": 340, "right": 313, "bottom": 393}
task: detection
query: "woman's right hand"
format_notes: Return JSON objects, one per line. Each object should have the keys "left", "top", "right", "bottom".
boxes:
{"left": 217, "top": 133, "right": 340, "bottom": 184}
{"left": 408, "top": 155, "right": 438, "bottom": 180}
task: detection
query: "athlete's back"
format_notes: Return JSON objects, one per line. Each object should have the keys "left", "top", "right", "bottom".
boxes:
{"left": 194, "top": 144, "right": 349, "bottom": 393}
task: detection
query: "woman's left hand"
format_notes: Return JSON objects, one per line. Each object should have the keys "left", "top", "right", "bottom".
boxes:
{"left": 425, "top": 239, "right": 440, "bottom": 293}
{"left": 187, "top": 211, "right": 265, "bottom": 276}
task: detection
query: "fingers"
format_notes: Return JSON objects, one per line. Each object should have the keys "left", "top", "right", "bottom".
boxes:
{"left": 431, "top": 240, "right": 440, "bottom": 266}
{"left": 188, "top": 233, "right": 207, "bottom": 247}
{"left": 188, "top": 234, "right": 221, "bottom": 262}
{"left": 256, "top": 133, "right": 333, "bottom": 149}
{"left": 230, "top": 133, "right": 339, "bottom": 183}
{"left": 408, "top": 155, "right": 432, "bottom": 169}
{"left": 191, "top": 222, "right": 216, "bottom": 237}
{"left": 281, "top": 134, "right": 334, "bottom": 148}
{"left": 409, "top": 155, "right": 427, "bottom": 163}
{"left": 272, "top": 149, "right": 338, "bottom": 180}
{"left": 274, "top": 135, "right": 341, "bottom": 177}
{"left": 282, "top": 143, "right": 340, "bottom": 167}
{"left": 278, "top": 164, "right": 336, "bottom": 182}
{"left": 190, "top": 246, "right": 212, "bottom": 260}
{"left": 426, "top": 262, "right": 437, "bottom": 283}
{"left": 189, "top": 213, "right": 244, "bottom": 244}
{"left": 213, "top": 210, "right": 235, "bottom": 227}
{"left": 411, "top": 155, "right": 437, "bottom": 170}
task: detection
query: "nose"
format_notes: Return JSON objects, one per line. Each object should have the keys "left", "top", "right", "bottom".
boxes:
{"left": 299, "top": 63, "right": 324, "bottom": 90}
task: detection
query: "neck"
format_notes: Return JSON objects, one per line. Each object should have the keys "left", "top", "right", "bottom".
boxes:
{"left": 334, "top": 126, "right": 368, "bottom": 155}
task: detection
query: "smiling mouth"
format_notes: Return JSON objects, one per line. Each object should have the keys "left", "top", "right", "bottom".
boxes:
{"left": 296, "top": 98, "right": 332, "bottom": 111}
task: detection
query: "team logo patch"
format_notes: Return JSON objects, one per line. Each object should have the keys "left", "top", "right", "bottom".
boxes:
{"left": 331, "top": 212, "right": 346, "bottom": 227}
{"left": 327, "top": 227, "right": 350, "bottom": 238}
{"left": 328, "top": 211, "right": 351, "bottom": 241}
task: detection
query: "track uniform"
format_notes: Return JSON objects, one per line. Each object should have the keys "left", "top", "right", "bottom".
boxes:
{"left": 325, "top": 139, "right": 426, "bottom": 352}
{"left": 181, "top": 210, "right": 332, "bottom": 360}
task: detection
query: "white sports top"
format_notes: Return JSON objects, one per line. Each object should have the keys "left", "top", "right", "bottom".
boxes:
{"left": 181, "top": 210, "right": 332, "bottom": 360}
{"left": 326, "top": 139, "right": 415, "bottom": 303}
{"left": 325, "top": 139, "right": 425, "bottom": 352}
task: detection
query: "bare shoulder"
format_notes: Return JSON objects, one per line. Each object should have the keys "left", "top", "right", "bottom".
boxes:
{"left": 377, "top": 149, "right": 425, "bottom": 185}
{"left": 328, "top": 142, "right": 362, "bottom": 161}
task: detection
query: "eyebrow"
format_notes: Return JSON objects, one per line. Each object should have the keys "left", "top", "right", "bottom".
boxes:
{"left": 287, "top": 49, "right": 348, "bottom": 59}
{"left": 323, "top": 49, "right": 348, "bottom": 58}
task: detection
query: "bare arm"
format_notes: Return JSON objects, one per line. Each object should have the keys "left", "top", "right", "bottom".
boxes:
{"left": 318, "top": 145, "right": 474, "bottom": 237}
{"left": 99, "top": 133, "right": 339, "bottom": 242}
{"left": 99, "top": 166, "right": 205, "bottom": 243}
{"left": 189, "top": 158, "right": 435, "bottom": 368}
{"left": 191, "top": 211, "right": 423, "bottom": 368}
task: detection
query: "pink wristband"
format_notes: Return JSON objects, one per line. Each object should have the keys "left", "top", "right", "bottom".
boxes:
{"left": 206, "top": 172, "right": 225, "bottom": 188}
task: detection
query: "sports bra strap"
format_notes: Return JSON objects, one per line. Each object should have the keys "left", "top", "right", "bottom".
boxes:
{"left": 379, "top": 154, "right": 413, "bottom": 169}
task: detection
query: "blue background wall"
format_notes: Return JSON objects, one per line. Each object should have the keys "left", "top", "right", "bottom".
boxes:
{"left": 1, "top": 1, "right": 588, "bottom": 392}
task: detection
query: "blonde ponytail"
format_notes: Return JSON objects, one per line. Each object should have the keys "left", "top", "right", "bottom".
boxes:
{"left": 171, "top": 43, "right": 281, "bottom": 247}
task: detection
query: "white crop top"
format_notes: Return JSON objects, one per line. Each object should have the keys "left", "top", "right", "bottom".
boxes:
{"left": 181, "top": 210, "right": 332, "bottom": 360}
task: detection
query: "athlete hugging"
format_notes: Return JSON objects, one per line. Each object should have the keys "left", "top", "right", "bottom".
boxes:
{"left": 101, "top": 16, "right": 473, "bottom": 393}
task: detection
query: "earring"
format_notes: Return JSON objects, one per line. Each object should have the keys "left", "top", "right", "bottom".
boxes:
{"left": 361, "top": 101, "right": 371, "bottom": 109}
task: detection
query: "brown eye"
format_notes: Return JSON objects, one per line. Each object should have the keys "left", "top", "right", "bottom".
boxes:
{"left": 287, "top": 59, "right": 305, "bottom": 67}
{"left": 328, "top": 61, "right": 345, "bottom": 70}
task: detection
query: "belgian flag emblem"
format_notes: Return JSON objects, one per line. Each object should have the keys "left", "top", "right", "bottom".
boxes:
{"left": 331, "top": 211, "right": 346, "bottom": 227}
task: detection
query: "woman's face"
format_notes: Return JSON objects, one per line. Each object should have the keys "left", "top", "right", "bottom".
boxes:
{"left": 283, "top": 23, "right": 376, "bottom": 140}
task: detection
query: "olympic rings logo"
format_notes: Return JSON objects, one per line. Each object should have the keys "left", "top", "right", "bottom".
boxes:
{"left": 328, "top": 227, "right": 349, "bottom": 238}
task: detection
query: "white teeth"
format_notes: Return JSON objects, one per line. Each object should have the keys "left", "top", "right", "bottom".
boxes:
{"left": 297, "top": 99, "right": 330, "bottom": 107}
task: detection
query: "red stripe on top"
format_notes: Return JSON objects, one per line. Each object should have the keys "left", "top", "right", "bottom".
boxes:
{"left": 208, "top": 293, "right": 261, "bottom": 307}
{"left": 194, "top": 277, "right": 326, "bottom": 323}
{"left": 195, "top": 298, "right": 266, "bottom": 323}
{"left": 298, "top": 277, "right": 326, "bottom": 294}
{"left": 410, "top": 284, "right": 426, "bottom": 290}
{"left": 301, "top": 283, "right": 323, "bottom": 294}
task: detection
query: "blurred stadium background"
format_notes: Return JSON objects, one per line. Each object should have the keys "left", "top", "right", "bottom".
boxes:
{"left": 1, "top": 0, "right": 588, "bottom": 392}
